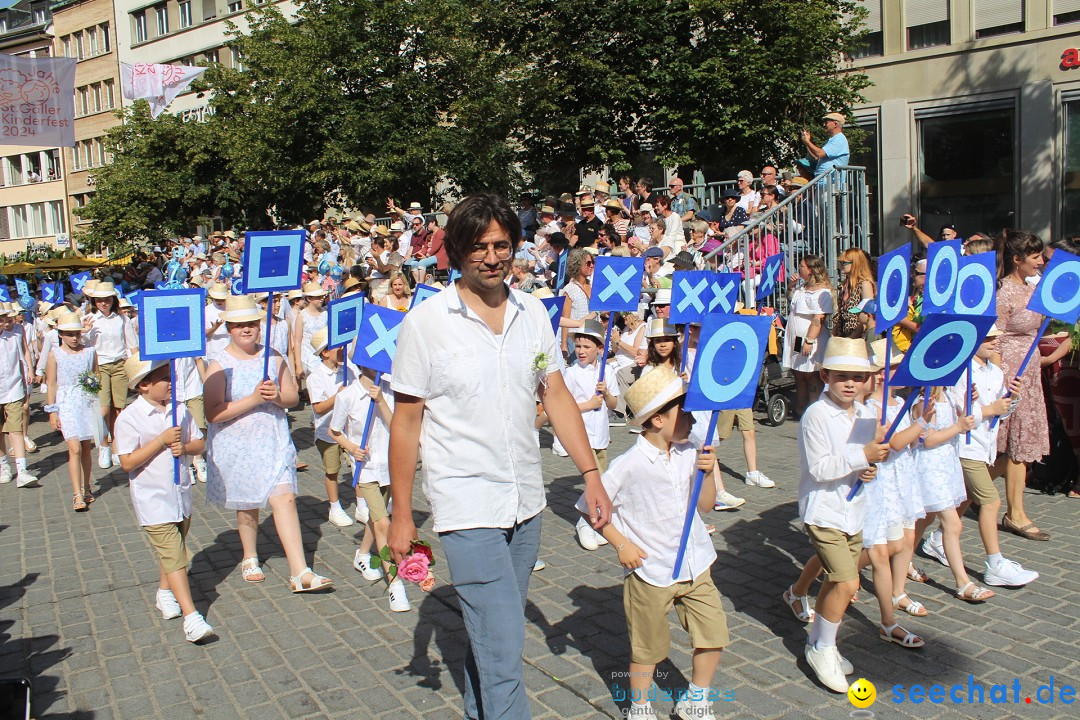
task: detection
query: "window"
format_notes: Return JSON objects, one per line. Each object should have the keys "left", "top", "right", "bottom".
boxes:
{"left": 71, "top": 144, "right": 82, "bottom": 171}
{"left": 231, "top": 48, "right": 243, "bottom": 71}
{"left": 88, "top": 26, "right": 99, "bottom": 56}
{"left": 31, "top": 2, "right": 47, "bottom": 25}
{"left": 1064, "top": 101, "right": 1080, "bottom": 236}
{"left": 77, "top": 87, "right": 89, "bottom": 116}
{"left": 155, "top": 5, "right": 169, "bottom": 35}
{"left": 850, "top": 0, "right": 883, "bottom": 59}
{"left": 0, "top": 18, "right": 7, "bottom": 33}
{"left": 11, "top": 206, "right": 27, "bottom": 239}
{"left": 48, "top": 201, "right": 64, "bottom": 235}
{"left": 134, "top": 13, "right": 147, "bottom": 43}
{"left": 203, "top": 0, "right": 217, "bottom": 21}
{"left": 29, "top": 203, "right": 46, "bottom": 237}
{"left": 62, "top": 35, "right": 72, "bottom": 58}
{"left": 92, "top": 83, "right": 102, "bottom": 113}
{"left": 201, "top": 49, "right": 218, "bottom": 64}
{"left": 850, "top": 118, "right": 881, "bottom": 254}
{"left": 103, "top": 79, "right": 114, "bottom": 109}
{"left": 906, "top": 0, "right": 950, "bottom": 49}
{"left": 227, "top": 0, "right": 242, "bottom": 12}
{"left": 75, "top": 31, "right": 84, "bottom": 60}
{"left": 179, "top": 0, "right": 192, "bottom": 28}
{"left": 917, "top": 107, "right": 1015, "bottom": 238}
{"left": 975, "top": 0, "right": 1023, "bottom": 38}
{"left": 100, "top": 23, "right": 111, "bottom": 52}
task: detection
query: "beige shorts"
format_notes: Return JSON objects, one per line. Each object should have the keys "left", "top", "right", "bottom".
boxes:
{"left": 316, "top": 438, "right": 343, "bottom": 477}
{"left": 624, "top": 570, "right": 729, "bottom": 665}
{"left": 1, "top": 399, "right": 24, "bottom": 433}
{"left": 960, "top": 458, "right": 1000, "bottom": 506}
{"left": 594, "top": 448, "right": 608, "bottom": 475}
{"left": 716, "top": 408, "right": 753, "bottom": 440}
{"left": 184, "top": 396, "right": 206, "bottom": 431}
{"left": 144, "top": 517, "right": 192, "bottom": 574}
{"left": 98, "top": 359, "right": 128, "bottom": 409}
{"left": 806, "top": 524, "right": 862, "bottom": 584}
{"left": 356, "top": 482, "right": 391, "bottom": 523}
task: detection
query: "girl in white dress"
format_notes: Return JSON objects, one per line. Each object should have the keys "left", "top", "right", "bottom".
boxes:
{"left": 204, "top": 295, "right": 332, "bottom": 593}
{"left": 45, "top": 311, "right": 98, "bottom": 512}
{"left": 783, "top": 255, "right": 833, "bottom": 417}
{"left": 290, "top": 281, "right": 328, "bottom": 380}
{"left": 911, "top": 388, "right": 994, "bottom": 603}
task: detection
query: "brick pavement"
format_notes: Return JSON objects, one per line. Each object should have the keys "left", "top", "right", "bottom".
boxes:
{"left": 1, "top": 401, "right": 1078, "bottom": 719}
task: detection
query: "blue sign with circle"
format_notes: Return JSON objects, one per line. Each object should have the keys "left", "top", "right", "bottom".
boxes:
{"left": 684, "top": 314, "right": 772, "bottom": 412}
{"left": 955, "top": 251, "right": 996, "bottom": 316}
{"left": 890, "top": 313, "right": 997, "bottom": 388}
{"left": 924, "top": 240, "right": 962, "bottom": 315}
{"left": 875, "top": 244, "right": 911, "bottom": 331}
{"left": 1028, "top": 249, "right": 1080, "bottom": 324}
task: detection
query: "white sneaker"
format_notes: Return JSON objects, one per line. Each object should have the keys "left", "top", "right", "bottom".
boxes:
{"left": 838, "top": 652, "right": 853, "bottom": 675}
{"left": 353, "top": 502, "right": 370, "bottom": 524}
{"left": 352, "top": 550, "right": 384, "bottom": 581}
{"left": 388, "top": 579, "right": 411, "bottom": 612}
{"left": 673, "top": 698, "right": 716, "bottom": 720}
{"left": 984, "top": 558, "right": 1039, "bottom": 587}
{"left": 804, "top": 643, "right": 848, "bottom": 693}
{"left": 192, "top": 456, "right": 207, "bottom": 483}
{"left": 328, "top": 506, "right": 354, "bottom": 527}
{"left": 0, "top": 464, "right": 10, "bottom": 484}
{"left": 97, "top": 446, "right": 112, "bottom": 470}
{"left": 921, "top": 530, "right": 948, "bottom": 567}
{"left": 744, "top": 470, "right": 775, "bottom": 488}
{"left": 155, "top": 590, "right": 182, "bottom": 620}
{"left": 575, "top": 517, "right": 599, "bottom": 551}
{"left": 551, "top": 443, "right": 568, "bottom": 458}
{"left": 713, "top": 490, "right": 745, "bottom": 511}
{"left": 532, "top": 559, "right": 546, "bottom": 571}
{"left": 609, "top": 412, "right": 627, "bottom": 428}
{"left": 15, "top": 472, "right": 38, "bottom": 488}
{"left": 183, "top": 612, "right": 216, "bottom": 643}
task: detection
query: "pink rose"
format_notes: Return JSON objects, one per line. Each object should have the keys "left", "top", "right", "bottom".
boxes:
{"left": 397, "top": 553, "right": 430, "bottom": 583}
{"left": 419, "top": 573, "right": 436, "bottom": 593}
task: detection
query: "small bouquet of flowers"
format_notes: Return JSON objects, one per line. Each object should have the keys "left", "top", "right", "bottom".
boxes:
{"left": 77, "top": 370, "right": 101, "bottom": 397}
{"left": 532, "top": 351, "right": 552, "bottom": 388}
{"left": 374, "top": 540, "right": 436, "bottom": 592}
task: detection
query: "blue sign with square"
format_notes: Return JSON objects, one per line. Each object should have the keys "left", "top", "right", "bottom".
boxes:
{"left": 138, "top": 288, "right": 207, "bottom": 360}
{"left": 241, "top": 230, "right": 306, "bottom": 293}
{"left": 590, "top": 256, "right": 645, "bottom": 313}
{"left": 685, "top": 314, "right": 772, "bottom": 412}
{"left": 327, "top": 293, "right": 364, "bottom": 349}
{"left": 1028, "top": 249, "right": 1080, "bottom": 324}
{"left": 14, "top": 278, "right": 27, "bottom": 297}
{"left": 351, "top": 303, "right": 404, "bottom": 375}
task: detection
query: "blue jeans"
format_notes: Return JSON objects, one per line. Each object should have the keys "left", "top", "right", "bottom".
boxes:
{"left": 403, "top": 255, "right": 439, "bottom": 272}
{"left": 440, "top": 513, "right": 541, "bottom": 720}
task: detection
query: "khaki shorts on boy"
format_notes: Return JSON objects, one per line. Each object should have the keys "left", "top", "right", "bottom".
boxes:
{"left": 355, "top": 482, "right": 391, "bottom": 523}
{"left": 144, "top": 516, "right": 193, "bottom": 574}
{"left": 1, "top": 400, "right": 24, "bottom": 433}
{"left": 624, "top": 570, "right": 729, "bottom": 665}
{"left": 98, "top": 359, "right": 129, "bottom": 409}
{"left": 805, "top": 524, "right": 862, "bottom": 583}
{"left": 716, "top": 408, "right": 753, "bottom": 440}
{"left": 316, "top": 438, "right": 343, "bottom": 477}
{"left": 184, "top": 396, "right": 206, "bottom": 431}
{"left": 594, "top": 448, "right": 608, "bottom": 474}
{"left": 960, "top": 458, "right": 1000, "bottom": 506}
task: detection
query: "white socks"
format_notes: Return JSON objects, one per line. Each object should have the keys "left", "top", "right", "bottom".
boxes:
{"left": 811, "top": 616, "right": 840, "bottom": 649}
{"left": 987, "top": 552, "right": 1003, "bottom": 569}
{"left": 14, "top": 458, "right": 26, "bottom": 474}
{"left": 330, "top": 500, "right": 343, "bottom": 512}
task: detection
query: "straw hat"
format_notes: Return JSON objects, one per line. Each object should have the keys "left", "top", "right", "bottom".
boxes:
{"left": 625, "top": 367, "right": 686, "bottom": 428}
{"left": 309, "top": 327, "right": 329, "bottom": 355}
{"left": 10, "top": 299, "right": 23, "bottom": 312}
{"left": 286, "top": 289, "right": 305, "bottom": 302}
{"left": 531, "top": 287, "right": 554, "bottom": 300}
{"left": 821, "top": 337, "right": 872, "bottom": 372}
{"left": 644, "top": 319, "right": 678, "bottom": 339}
{"left": 37, "top": 301, "right": 54, "bottom": 314}
{"left": 373, "top": 225, "right": 390, "bottom": 238}
{"left": 302, "top": 281, "right": 328, "bottom": 298}
{"left": 408, "top": 201, "right": 423, "bottom": 211}
{"left": 117, "top": 296, "right": 134, "bottom": 309}
{"left": 83, "top": 278, "right": 99, "bottom": 294}
{"left": 85, "top": 280, "right": 117, "bottom": 298}
{"left": 389, "top": 221, "right": 405, "bottom": 233}
{"left": 125, "top": 352, "right": 169, "bottom": 390}
{"left": 603, "top": 198, "right": 624, "bottom": 214}
{"left": 220, "top": 295, "right": 262, "bottom": 323}
{"left": 44, "top": 307, "right": 64, "bottom": 326}
{"left": 869, "top": 338, "right": 903, "bottom": 371}
{"left": 54, "top": 311, "right": 85, "bottom": 332}
{"left": 651, "top": 288, "right": 672, "bottom": 306}
{"left": 207, "top": 282, "right": 230, "bottom": 301}
{"left": 572, "top": 319, "right": 606, "bottom": 343}
{"left": 985, "top": 323, "right": 1003, "bottom": 339}
{"left": 594, "top": 180, "right": 611, "bottom": 195}
{"left": 341, "top": 276, "right": 363, "bottom": 294}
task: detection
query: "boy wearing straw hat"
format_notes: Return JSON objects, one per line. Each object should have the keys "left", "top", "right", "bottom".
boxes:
{"left": 306, "top": 327, "right": 358, "bottom": 528}
{"left": 798, "top": 337, "right": 889, "bottom": 692}
{"left": 0, "top": 302, "right": 36, "bottom": 487}
{"left": 575, "top": 367, "right": 727, "bottom": 720}
{"left": 114, "top": 352, "right": 214, "bottom": 643}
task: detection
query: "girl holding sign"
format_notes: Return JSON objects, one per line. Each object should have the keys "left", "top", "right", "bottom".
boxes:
{"left": 993, "top": 231, "right": 1073, "bottom": 541}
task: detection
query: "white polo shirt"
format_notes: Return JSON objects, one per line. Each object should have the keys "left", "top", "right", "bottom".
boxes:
{"left": 329, "top": 376, "right": 394, "bottom": 486}
{"left": 797, "top": 393, "right": 877, "bottom": 535}
{"left": 114, "top": 397, "right": 202, "bottom": 526}
{"left": 85, "top": 312, "right": 135, "bottom": 364}
{"left": 562, "top": 358, "right": 619, "bottom": 450}
{"left": 173, "top": 356, "right": 203, "bottom": 403}
{"left": 307, "top": 361, "right": 355, "bottom": 443}
{"left": 204, "top": 302, "right": 229, "bottom": 360}
{"left": 576, "top": 435, "right": 715, "bottom": 587}
{"left": 948, "top": 359, "right": 1005, "bottom": 465}
{"left": 392, "top": 283, "right": 563, "bottom": 532}
{"left": 0, "top": 330, "right": 24, "bottom": 403}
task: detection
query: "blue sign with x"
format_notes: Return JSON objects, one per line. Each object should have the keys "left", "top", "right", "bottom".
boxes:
{"left": 670, "top": 271, "right": 710, "bottom": 324}
{"left": 540, "top": 295, "right": 566, "bottom": 336}
{"left": 590, "top": 256, "right": 645, "bottom": 313}
{"left": 41, "top": 283, "right": 62, "bottom": 304}
{"left": 69, "top": 272, "right": 91, "bottom": 294}
{"left": 757, "top": 253, "right": 784, "bottom": 301}
{"left": 1028, "top": 249, "right": 1080, "bottom": 324}
{"left": 708, "top": 273, "right": 740, "bottom": 314}
{"left": 351, "top": 303, "right": 404, "bottom": 375}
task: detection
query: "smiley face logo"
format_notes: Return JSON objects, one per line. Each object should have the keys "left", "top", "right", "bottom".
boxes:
{"left": 848, "top": 678, "right": 876, "bottom": 708}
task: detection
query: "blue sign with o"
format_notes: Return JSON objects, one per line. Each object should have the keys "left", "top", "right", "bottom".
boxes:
{"left": 684, "top": 314, "right": 772, "bottom": 412}
{"left": 890, "top": 313, "right": 997, "bottom": 388}
{"left": 875, "top": 244, "right": 910, "bottom": 331}
{"left": 1028, "top": 249, "right": 1080, "bottom": 324}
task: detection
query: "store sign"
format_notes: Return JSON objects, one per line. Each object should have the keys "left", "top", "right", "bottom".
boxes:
{"left": 1062, "top": 47, "right": 1080, "bottom": 70}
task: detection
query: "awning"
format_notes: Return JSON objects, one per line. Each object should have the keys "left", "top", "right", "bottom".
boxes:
{"left": 34, "top": 257, "right": 105, "bottom": 271}
{"left": 0, "top": 262, "right": 36, "bottom": 275}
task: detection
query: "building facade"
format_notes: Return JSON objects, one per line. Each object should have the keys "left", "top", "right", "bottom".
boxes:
{"left": 849, "top": 0, "right": 1080, "bottom": 252}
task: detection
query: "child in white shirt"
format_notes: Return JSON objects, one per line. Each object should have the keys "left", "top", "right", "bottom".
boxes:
{"left": 307, "top": 328, "right": 357, "bottom": 528}
{"left": 0, "top": 304, "right": 36, "bottom": 487}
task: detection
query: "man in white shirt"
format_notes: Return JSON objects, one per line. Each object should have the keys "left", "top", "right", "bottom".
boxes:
{"left": 388, "top": 192, "right": 611, "bottom": 720}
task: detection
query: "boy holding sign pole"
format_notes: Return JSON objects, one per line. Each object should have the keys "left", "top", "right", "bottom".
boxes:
{"left": 307, "top": 328, "right": 358, "bottom": 528}
{"left": 575, "top": 367, "right": 727, "bottom": 720}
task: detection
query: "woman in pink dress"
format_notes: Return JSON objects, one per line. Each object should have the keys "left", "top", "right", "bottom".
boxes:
{"left": 994, "top": 230, "right": 1072, "bottom": 541}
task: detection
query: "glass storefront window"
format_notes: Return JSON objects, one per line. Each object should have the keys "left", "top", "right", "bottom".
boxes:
{"left": 1064, "top": 102, "right": 1080, "bottom": 238}
{"left": 918, "top": 108, "right": 1015, "bottom": 238}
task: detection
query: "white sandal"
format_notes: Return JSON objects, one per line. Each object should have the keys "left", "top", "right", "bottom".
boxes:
{"left": 783, "top": 585, "right": 815, "bottom": 622}
{"left": 892, "top": 593, "right": 928, "bottom": 617}
{"left": 290, "top": 567, "right": 333, "bottom": 593}
{"left": 879, "top": 622, "right": 925, "bottom": 648}
{"left": 240, "top": 557, "right": 265, "bottom": 583}
{"left": 956, "top": 581, "right": 994, "bottom": 603}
